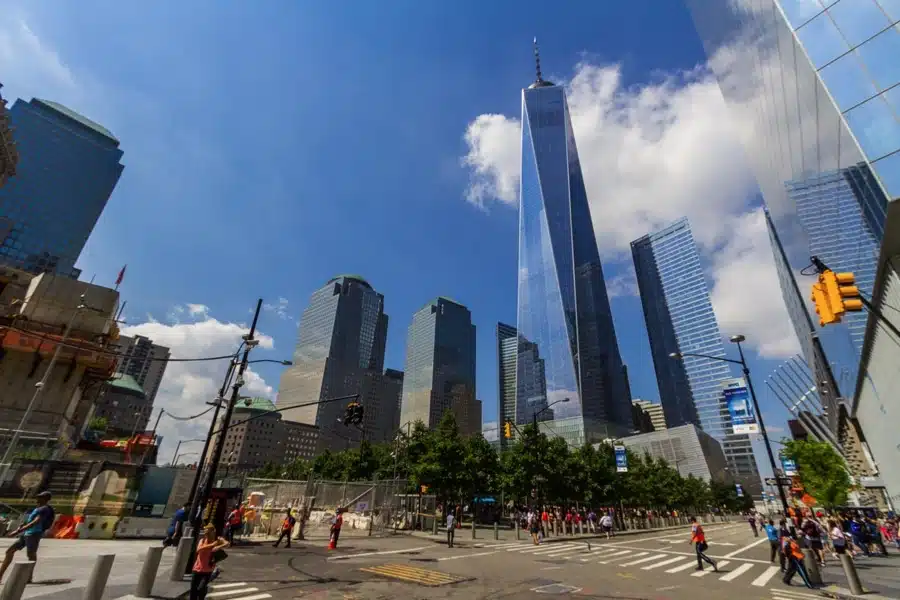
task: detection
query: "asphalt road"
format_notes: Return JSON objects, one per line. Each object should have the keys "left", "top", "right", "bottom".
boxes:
{"left": 211, "top": 521, "right": 900, "bottom": 600}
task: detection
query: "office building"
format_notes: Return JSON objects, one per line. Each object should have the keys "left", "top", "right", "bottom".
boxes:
{"left": 515, "top": 43, "right": 632, "bottom": 447}
{"left": 111, "top": 335, "right": 170, "bottom": 407}
{"left": 496, "top": 322, "right": 517, "bottom": 448}
{"left": 0, "top": 98, "right": 124, "bottom": 277}
{"left": 632, "top": 399, "right": 667, "bottom": 433}
{"left": 360, "top": 368, "right": 403, "bottom": 443}
{"left": 632, "top": 217, "right": 760, "bottom": 493}
{"left": 90, "top": 375, "right": 150, "bottom": 436}
{"left": 276, "top": 275, "right": 390, "bottom": 450}
{"left": 399, "top": 297, "right": 479, "bottom": 435}
{"left": 606, "top": 424, "right": 731, "bottom": 484}
{"left": 0, "top": 84, "right": 16, "bottom": 188}
{"left": 686, "top": 0, "right": 900, "bottom": 503}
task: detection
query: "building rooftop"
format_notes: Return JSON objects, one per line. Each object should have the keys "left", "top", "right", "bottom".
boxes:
{"left": 328, "top": 274, "right": 372, "bottom": 290}
{"left": 236, "top": 397, "right": 277, "bottom": 412}
{"left": 107, "top": 374, "right": 145, "bottom": 398}
{"left": 35, "top": 99, "right": 119, "bottom": 143}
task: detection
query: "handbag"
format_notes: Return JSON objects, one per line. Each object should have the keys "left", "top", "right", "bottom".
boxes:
{"left": 212, "top": 549, "right": 228, "bottom": 564}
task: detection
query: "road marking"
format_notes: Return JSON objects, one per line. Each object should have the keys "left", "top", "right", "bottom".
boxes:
{"left": 665, "top": 560, "right": 699, "bottom": 573}
{"left": 329, "top": 546, "right": 430, "bottom": 560}
{"left": 615, "top": 551, "right": 648, "bottom": 563}
{"left": 210, "top": 583, "right": 250, "bottom": 589}
{"left": 723, "top": 537, "right": 768, "bottom": 558}
{"left": 227, "top": 595, "right": 271, "bottom": 600}
{"left": 207, "top": 588, "right": 260, "bottom": 598}
{"left": 691, "top": 559, "right": 729, "bottom": 576}
{"left": 770, "top": 590, "right": 821, "bottom": 599}
{"left": 620, "top": 553, "right": 666, "bottom": 567}
{"left": 359, "top": 564, "right": 472, "bottom": 587}
{"left": 437, "top": 550, "right": 498, "bottom": 561}
{"left": 720, "top": 562, "right": 754, "bottom": 581}
{"left": 752, "top": 565, "right": 781, "bottom": 587}
{"left": 642, "top": 556, "right": 687, "bottom": 570}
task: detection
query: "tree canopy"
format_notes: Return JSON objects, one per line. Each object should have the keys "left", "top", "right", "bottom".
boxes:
{"left": 782, "top": 438, "right": 852, "bottom": 509}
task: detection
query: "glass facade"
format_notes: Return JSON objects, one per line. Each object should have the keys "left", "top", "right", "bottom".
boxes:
{"left": 516, "top": 73, "right": 632, "bottom": 448}
{"left": 685, "top": 0, "right": 896, "bottom": 404}
{"left": 277, "top": 274, "right": 389, "bottom": 449}
{"left": 631, "top": 218, "right": 760, "bottom": 492}
{"left": 0, "top": 98, "right": 124, "bottom": 277}
{"left": 399, "top": 297, "right": 479, "bottom": 435}
{"left": 496, "top": 322, "right": 518, "bottom": 448}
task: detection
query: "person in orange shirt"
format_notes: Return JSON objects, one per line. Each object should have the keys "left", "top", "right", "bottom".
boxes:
{"left": 782, "top": 532, "right": 813, "bottom": 588}
{"left": 689, "top": 517, "right": 718, "bottom": 571}
{"left": 273, "top": 509, "right": 295, "bottom": 549}
{"left": 190, "top": 524, "right": 229, "bottom": 600}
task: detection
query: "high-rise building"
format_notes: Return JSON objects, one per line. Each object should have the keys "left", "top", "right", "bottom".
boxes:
{"left": 496, "top": 322, "right": 517, "bottom": 447}
{"left": 276, "top": 275, "right": 390, "bottom": 450}
{"left": 685, "top": 0, "right": 900, "bottom": 502}
{"left": 360, "top": 368, "right": 403, "bottom": 443}
{"left": 515, "top": 43, "right": 632, "bottom": 447}
{"left": 632, "top": 399, "right": 667, "bottom": 433}
{"left": 111, "top": 335, "right": 170, "bottom": 407}
{"left": 0, "top": 98, "right": 124, "bottom": 278}
{"left": 0, "top": 84, "right": 17, "bottom": 189}
{"left": 632, "top": 217, "right": 761, "bottom": 495}
{"left": 399, "top": 297, "right": 479, "bottom": 435}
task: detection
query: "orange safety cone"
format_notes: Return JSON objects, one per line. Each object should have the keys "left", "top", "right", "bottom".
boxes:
{"left": 327, "top": 535, "right": 336, "bottom": 550}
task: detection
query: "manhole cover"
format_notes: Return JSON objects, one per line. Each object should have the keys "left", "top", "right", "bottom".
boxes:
{"left": 532, "top": 584, "right": 583, "bottom": 594}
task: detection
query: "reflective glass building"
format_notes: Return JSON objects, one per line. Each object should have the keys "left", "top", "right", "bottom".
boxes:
{"left": 496, "top": 322, "right": 518, "bottom": 448}
{"left": 685, "top": 0, "right": 900, "bottom": 501}
{"left": 399, "top": 297, "right": 479, "bottom": 435}
{"left": 0, "top": 98, "right": 124, "bottom": 278}
{"left": 277, "top": 274, "right": 390, "bottom": 450}
{"left": 516, "top": 51, "right": 632, "bottom": 447}
{"left": 632, "top": 218, "right": 761, "bottom": 493}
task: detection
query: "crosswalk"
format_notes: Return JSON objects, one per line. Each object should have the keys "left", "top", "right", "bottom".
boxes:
{"left": 483, "top": 540, "right": 794, "bottom": 590}
{"left": 207, "top": 581, "right": 272, "bottom": 600}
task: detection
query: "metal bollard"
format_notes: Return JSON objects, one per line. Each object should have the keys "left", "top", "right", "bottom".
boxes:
{"left": 494, "top": 521, "right": 499, "bottom": 540}
{"left": 432, "top": 517, "right": 438, "bottom": 535}
{"left": 82, "top": 554, "right": 115, "bottom": 600}
{"left": 515, "top": 519, "right": 520, "bottom": 540}
{"left": 136, "top": 546, "right": 164, "bottom": 598}
{"left": 802, "top": 548, "right": 823, "bottom": 586}
{"left": 839, "top": 553, "right": 864, "bottom": 595}
{"left": 0, "top": 562, "right": 35, "bottom": 600}
{"left": 471, "top": 518, "right": 476, "bottom": 539}
{"left": 170, "top": 536, "right": 193, "bottom": 581}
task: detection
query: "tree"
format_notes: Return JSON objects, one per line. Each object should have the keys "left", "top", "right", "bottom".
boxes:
{"left": 412, "top": 412, "right": 466, "bottom": 503}
{"left": 783, "top": 438, "right": 852, "bottom": 510}
{"left": 462, "top": 434, "right": 499, "bottom": 503}
{"left": 88, "top": 416, "right": 108, "bottom": 432}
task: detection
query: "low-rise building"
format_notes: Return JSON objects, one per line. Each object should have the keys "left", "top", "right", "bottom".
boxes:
{"left": 631, "top": 399, "right": 667, "bottom": 433}
{"left": 606, "top": 424, "right": 730, "bottom": 484}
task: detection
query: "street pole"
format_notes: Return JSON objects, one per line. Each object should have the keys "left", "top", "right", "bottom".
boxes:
{"left": 733, "top": 338, "right": 790, "bottom": 516}
{"left": 140, "top": 408, "right": 165, "bottom": 467}
{"left": 0, "top": 295, "right": 86, "bottom": 484}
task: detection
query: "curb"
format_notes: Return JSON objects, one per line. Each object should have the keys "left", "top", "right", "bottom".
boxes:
{"left": 819, "top": 585, "right": 899, "bottom": 600}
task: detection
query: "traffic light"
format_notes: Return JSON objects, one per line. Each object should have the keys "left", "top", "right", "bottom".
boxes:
{"left": 822, "top": 270, "right": 864, "bottom": 315}
{"left": 810, "top": 281, "right": 838, "bottom": 326}
{"left": 503, "top": 422, "right": 512, "bottom": 439}
{"left": 343, "top": 402, "right": 364, "bottom": 425}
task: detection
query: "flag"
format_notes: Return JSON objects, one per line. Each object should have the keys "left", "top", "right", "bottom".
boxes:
{"left": 115, "top": 265, "right": 127, "bottom": 286}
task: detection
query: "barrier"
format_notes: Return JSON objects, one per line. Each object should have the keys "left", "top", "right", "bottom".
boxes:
{"left": 115, "top": 517, "right": 169, "bottom": 539}
{"left": 170, "top": 536, "right": 193, "bottom": 582}
{"left": 136, "top": 546, "right": 164, "bottom": 598}
{"left": 0, "top": 562, "right": 34, "bottom": 600}
{"left": 81, "top": 516, "right": 119, "bottom": 540}
{"left": 82, "top": 554, "right": 115, "bottom": 600}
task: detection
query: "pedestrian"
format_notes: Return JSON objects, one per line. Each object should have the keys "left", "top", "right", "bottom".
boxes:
{"left": 328, "top": 508, "right": 344, "bottom": 550}
{"left": 0, "top": 491, "right": 54, "bottom": 583}
{"left": 273, "top": 509, "right": 295, "bottom": 548}
{"left": 164, "top": 503, "right": 189, "bottom": 548}
{"left": 764, "top": 519, "right": 781, "bottom": 565}
{"left": 802, "top": 516, "right": 826, "bottom": 565}
{"left": 748, "top": 513, "right": 759, "bottom": 537}
{"left": 225, "top": 505, "right": 242, "bottom": 545}
{"left": 190, "top": 524, "right": 229, "bottom": 600}
{"left": 600, "top": 513, "right": 613, "bottom": 539}
{"left": 529, "top": 509, "right": 541, "bottom": 545}
{"left": 446, "top": 508, "right": 455, "bottom": 548}
{"left": 828, "top": 519, "right": 847, "bottom": 556}
{"left": 688, "top": 516, "right": 717, "bottom": 572}
{"left": 782, "top": 531, "right": 813, "bottom": 588}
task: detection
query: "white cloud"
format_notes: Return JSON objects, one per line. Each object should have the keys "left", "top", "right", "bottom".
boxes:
{"left": 0, "top": 18, "right": 77, "bottom": 97}
{"left": 460, "top": 56, "right": 800, "bottom": 359}
{"left": 263, "top": 297, "right": 294, "bottom": 322}
{"left": 122, "top": 308, "right": 276, "bottom": 463}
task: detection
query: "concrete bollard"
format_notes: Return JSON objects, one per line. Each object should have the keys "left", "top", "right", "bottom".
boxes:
{"left": 579, "top": 521, "right": 584, "bottom": 535}
{"left": 0, "top": 562, "right": 35, "bottom": 600}
{"left": 171, "top": 536, "right": 193, "bottom": 581}
{"left": 802, "top": 548, "right": 822, "bottom": 586}
{"left": 432, "top": 517, "right": 438, "bottom": 536}
{"left": 471, "top": 518, "right": 476, "bottom": 539}
{"left": 494, "top": 521, "right": 499, "bottom": 540}
{"left": 136, "top": 546, "right": 164, "bottom": 598}
{"left": 839, "top": 553, "right": 864, "bottom": 595}
{"left": 82, "top": 554, "right": 115, "bottom": 600}
{"left": 515, "top": 519, "right": 520, "bottom": 540}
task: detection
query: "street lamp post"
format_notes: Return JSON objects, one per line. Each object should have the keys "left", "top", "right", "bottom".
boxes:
{"left": 669, "top": 333, "right": 790, "bottom": 516}
{"left": 532, "top": 397, "right": 569, "bottom": 427}
{"left": 171, "top": 438, "right": 204, "bottom": 465}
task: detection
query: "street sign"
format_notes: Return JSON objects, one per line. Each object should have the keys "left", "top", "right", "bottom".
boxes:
{"left": 765, "top": 477, "right": 792, "bottom": 486}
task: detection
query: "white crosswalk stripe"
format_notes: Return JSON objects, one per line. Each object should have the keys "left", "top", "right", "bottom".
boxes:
{"left": 665, "top": 559, "right": 699, "bottom": 573}
{"left": 208, "top": 582, "right": 272, "bottom": 600}
{"left": 620, "top": 553, "right": 667, "bottom": 567}
{"left": 751, "top": 565, "right": 781, "bottom": 587}
{"left": 691, "top": 559, "right": 729, "bottom": 576}
{"left": 720, "top": 562, "right": 754, "bottom": 581}
{"left": 642, "top": 555, "right": 687, "bottom": 570}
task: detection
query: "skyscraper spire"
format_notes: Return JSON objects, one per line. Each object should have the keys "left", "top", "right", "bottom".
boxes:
{"left": 533, "top": 37, "right": 543, "bottom": 83}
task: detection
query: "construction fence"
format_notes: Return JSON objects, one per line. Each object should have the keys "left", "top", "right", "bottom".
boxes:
{"left": 241, "top": 477, "right": 420, "bottom": 538}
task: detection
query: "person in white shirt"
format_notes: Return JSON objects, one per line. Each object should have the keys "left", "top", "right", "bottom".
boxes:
{"left": 600, "top": 513, "right": 614, "bottom": 539}
{"left": 446, "top": 510, "right": 456, "bottom": 548}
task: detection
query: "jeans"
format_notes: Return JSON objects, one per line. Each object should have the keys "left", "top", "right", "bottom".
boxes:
{"left": 695, "top": 542, "right": 715, "bottom": 569}
{"left": 783, "top": 557, "right": 812, "bottom": 588}
{"left": 273, "top": 530, "right": 291, "bottom": 548}
{"left": 190, "top": 572, "right": 212, "bottom": 600}
{"left": 769, "top": 540, "right": 784, "bottom": 568}
{"left": 446, "top": 527, "right": 454, "bottom": 547}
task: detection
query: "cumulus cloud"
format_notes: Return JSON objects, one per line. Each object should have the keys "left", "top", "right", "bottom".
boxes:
{"left": 263, "top": 297, "right": 294, "bottom": 322}
{"left": 460, "top": 56, "right": 800, "bottom": 359}
{"left": 122, "top": 309, "right": 276, "bottom": 463}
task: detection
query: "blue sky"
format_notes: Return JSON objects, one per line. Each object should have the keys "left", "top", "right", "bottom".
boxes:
{"left": 0, "top": 1, "right": 802, "bottom": 463}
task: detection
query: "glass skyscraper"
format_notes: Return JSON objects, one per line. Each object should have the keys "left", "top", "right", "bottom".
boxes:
{"left": 277, "top": 274, "right": 390, "bottom": 450}
{"left": 0, "top": 98, "right": 124, "bottom": 277}
{"left": 632, "top": 217, "right": 761, "bottom": 493}
{"left": 516, "top": 47, "right": 632, "bottom": 447}
{"left": 496, "top": 322, "right": 517, "bottom": 448}
{"left": 399, "top": 297, "right": 479, "bottom": 435}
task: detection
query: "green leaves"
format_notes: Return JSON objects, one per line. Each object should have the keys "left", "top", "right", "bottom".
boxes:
{"left": 783, "top": 438, "right": 852, "bottom": 509}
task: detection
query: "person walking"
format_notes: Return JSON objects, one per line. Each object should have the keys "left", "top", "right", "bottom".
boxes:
{"left": 328, "top": 508, "right": 344, "bottom": 550}
{"left": 164, "top": 503, "right": 188, "bottom": 548}
{"left": 190, "top": 524, "right": 229, "bottom": 600}
{"left": 782, "top": 531, "right": 814, "bottom": 588}
{"left": 828, "top": 519, "right": 848, "bottom": 556}
{"left": 748, "top": 513, "right": 759, "bottom": 538}
{"left": 273, "top": 509, "right": 295, "bottom": 548}
{"left": 0, "top": 491, "right": 55, "bottom": 583}
{"left": 689, "top": 517, "right": 717, "bottom": 572}
{"left": 765, "top": 519, "right": 782, "bottom": 566}
{"left": 446, "top": 509, "right": 455, "bottom": 548}
{"left": 600, "top": 513, "right": 614, "bottom": 539}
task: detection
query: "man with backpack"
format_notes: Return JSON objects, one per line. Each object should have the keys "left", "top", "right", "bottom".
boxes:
{"left": 0, "top": 491, "right": 55, "bottom": 583}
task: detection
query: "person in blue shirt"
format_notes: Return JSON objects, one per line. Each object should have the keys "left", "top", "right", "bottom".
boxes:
{"left": 0, "top": 491, "right": 54, "bottom": 583}
{"left": 765, "top": 518, "right": 785, "bottom": 570}
{"left": 164, "top": 504, "right": 189, "bottom": 548}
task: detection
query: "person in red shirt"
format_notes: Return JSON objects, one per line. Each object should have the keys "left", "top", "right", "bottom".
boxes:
{"left": 689, "top": 517, "right": 718, "bottom": 571}
{"left": 328, "top": 508, "right": 344, "bottom": 550}
{"left": 191, "top": 525, "right": 229, "bottom": 600}
{"left": 273, "top": 509, "right": 295, "bottom": 549}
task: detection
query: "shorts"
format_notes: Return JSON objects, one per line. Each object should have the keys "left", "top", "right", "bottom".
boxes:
{"left": 10, "top": 535, "right": 40, "bottom": 557}
{"left": 809, "top": 539, "right": 824, "bottom": 551}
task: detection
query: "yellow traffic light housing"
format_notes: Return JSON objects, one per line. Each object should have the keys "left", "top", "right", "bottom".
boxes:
{"left": 503, "top": 422, "right": 512, "bottom": 439}
{"left": 821, "top": 271, "right": 844, "bottom": 318}
{"left": 835, "top": 272, "right": 864, "bottom": 312}
{"left": 811, "top": 281, "right": 838, "bottom": 326}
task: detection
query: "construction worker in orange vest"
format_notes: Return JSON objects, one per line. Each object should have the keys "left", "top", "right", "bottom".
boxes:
{"left": 782, "top": 532, "right": 813, "bottom": 588}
